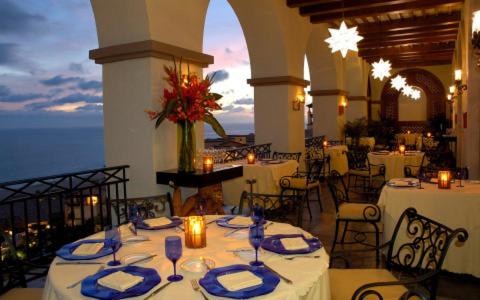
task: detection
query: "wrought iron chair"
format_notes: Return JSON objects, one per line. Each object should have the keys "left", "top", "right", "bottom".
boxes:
{"left": 347, "top": 148, "right": 385, "bottom": 197}
{"left": 272, "top": 151, "right": 302, "bottom": 162}
{"left": 329, "top": 207, "right": 468, "bottom": 300}
{"left": 238, "top": 179, "right": 305, "bottom": 226}
{"left": 111, "top": 193, "right": 173, "bottom": 225}
{"left": 403, "top": 153, "right": 426, "bottom": 178}
{"left": 279, "top": 158, "right": 325, "bottom": 221}
{"left": 0, "top": 227, "right": 47, "bottom": 297}
{"left": 305, "top": 146, "right": 331, "bottom": 179}
{"left": 326, "top": 170, "right": 382, "bottom": 265}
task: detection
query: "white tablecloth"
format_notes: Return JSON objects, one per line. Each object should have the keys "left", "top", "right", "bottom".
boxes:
{"left": 324, "top": 146, "right": 348, "bottom": 176}
{"left": 368, "top": 152, "right": 424, "bottom": 180}
{"left": 43, "top": 217, "right": 331, "bottom": 300}
{"left": 377, "top": 182, "right": 480, "bottom": 277}
{"left": 222, "top": 160, "right": 299, "bottom": 205}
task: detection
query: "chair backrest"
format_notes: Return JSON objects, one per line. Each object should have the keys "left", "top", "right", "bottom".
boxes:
{"left": 224, "top": 143, "right": 272, "bottom": 162}
{"left": 306, "top": 158, "right": 326, "bottom": 183}
{"left": 326, "top": 170, "right": 349, "bottom": 212}
{"left": 305, "top": 135, "right": 325, "bottom": 148}
{"left": 403, "top": 153, "right": 426, "bottom": 178}
{"left": 386, "top": 207, "right": 468, "bottom": 274}
{"left": 347, "top": 148, "right": 369, "bottom": 170}
{"left": 111, "top": 193, "right": 172, "bottom": 224}
{"left": 272, "top": 151, "right": 302, "bottom": 162}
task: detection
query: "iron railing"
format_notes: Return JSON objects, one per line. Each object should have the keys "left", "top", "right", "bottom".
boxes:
{"left": 224, "top": 143, "right": 272, "bottom": 162}
{"left": 0, "top": 165, "right": 129, "bottom": 262}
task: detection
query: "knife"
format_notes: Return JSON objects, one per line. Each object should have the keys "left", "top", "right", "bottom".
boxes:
{"left": 144, "top": 281, "right": 173, "bottom": 299}
{"left": 262, "top": 264, "right": 293, "bottom": 284}
{"left": 126, "top": 254, "right": 157, "bottom": 266}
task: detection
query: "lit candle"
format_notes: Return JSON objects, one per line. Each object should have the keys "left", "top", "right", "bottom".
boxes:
{"left": 454, "top": 69, "right": 462, "bottom": 82}
{"left": 449, "top": 85, "right": 456, "bottom": 94}
{"left": 427, "top": 132, "right": 432, "bottom": 138}
{"left": 247, "top": 153, "right": 256, "bottom": 164}
{"left": 323, "top": 140, "right": 328, "bottom": 148}
{"left": 438, "top": 170, "right": 451, "bottom": 189}
{"left": 85, "top": 196, "right": 98, "bottom": 206}
{"left": 447, "top": 94, "right": 452, "bottom": 101}
{"left": 184, "top": 216, "right": 206, "bottom": 248}
{"left": 399, "top": 145, "right": 406, "bottom": 155}
{"left": 203, "top": 156, "right": 214, "bottom": 172}
{"left": 407, "top": 130, "right": 411, "bottom": 134}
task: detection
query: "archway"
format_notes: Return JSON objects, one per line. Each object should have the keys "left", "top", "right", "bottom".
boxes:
{"left": 381, "top": 68, "right": 446, "bottom": 131}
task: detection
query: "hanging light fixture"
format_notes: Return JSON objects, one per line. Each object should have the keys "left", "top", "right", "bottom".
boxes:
{"left": 410, "top": 89, "right": 421, "bottom": 100}
{"left": 371, "top": 58, "right": 391, "bottom": 81}
{"left": 325, "top": 21, "right": 363, "bottom": 58}
{"left": 390, "top": 75, "right": 406, "bottom": 91}
{"left": 402, "top": 85, "right": 414, "bottom": 97}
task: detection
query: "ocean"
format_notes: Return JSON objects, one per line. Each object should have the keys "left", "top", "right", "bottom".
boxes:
{"left": 0, "top": 123, "right": 254, "bottom": 183}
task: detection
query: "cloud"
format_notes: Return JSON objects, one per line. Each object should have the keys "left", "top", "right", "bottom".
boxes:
{"left": 222, "top": 104, "right": 234, "bottom": 111}
{"left": 230, "top": 106, "right": 245, "bottom": 113}
{"left": 0, "top": 0, "right": 46, "bottom": 35}
{"left": 76, "top": 103, "right": 103, "bottom": 112}
{"left": 208, "top": 69, "right": 229, "bottom": 82}
{"left": 0, "top": 85, "right": 44, "bottom": 103}
{"left": 69, "top": 62, "right": 84, "bottom": 73}
{"left": 77, "top": 80, "right": 102, "bottom": 91}
{"left": 40, "top": 75, "right": 82, "bottom": 86}
{"left": 54, "top": 93, "right": 102, "bottom": 104}
{"left": 233, "top": 97, "right": 253, "bottom": 105}
{"left": 225, "top": 48, "right": 233, "bottom": 54}
{"left": 0, "top": 43, "right": 22, "bottom": 67}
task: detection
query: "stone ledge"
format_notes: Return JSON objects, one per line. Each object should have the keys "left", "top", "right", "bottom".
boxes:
{"left": 247, "top": 76, "right": 310, "bottom": 87}
{"left": 90, "top": 40, "right": 214, "bottom": 67}
{"left": 309, "top": 89, "right": 348, "bottom": 97}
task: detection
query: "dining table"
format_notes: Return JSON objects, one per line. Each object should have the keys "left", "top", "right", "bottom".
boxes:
{"left": 222, "top": 160, "right": 299, "bottom": 206}
{"left": 43, "top": 216, "right": 331, "bottom": 300}
{"left": 367, "top": 151, "right": 425, "bottom": 180}
{"left": 378, "top": 180, "right": 480, "bottom": 277}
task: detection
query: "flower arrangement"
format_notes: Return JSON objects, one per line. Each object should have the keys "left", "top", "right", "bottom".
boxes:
{"left": 146, "top": 60, "right": 226, "bottom": 172}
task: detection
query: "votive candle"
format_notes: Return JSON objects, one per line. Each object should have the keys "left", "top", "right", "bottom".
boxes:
{"left": 184, "top": 216, "right": 206, "bottom": 248}
{"left": 438, "top": 171, "right": 451, "bottom": 189}
{"left": 399, "top": 145, "right": 406, "bottom": 155}
{"left": 247, "top": 153, "right": 256, "bottom": 164}
{"left": 203, "top": 156, "right": 214, "bottom": 173}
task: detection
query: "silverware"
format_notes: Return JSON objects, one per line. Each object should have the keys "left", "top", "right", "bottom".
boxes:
{"left": 262, "top": 264, "right": 293, "bottom": 284}
{"left": 200, "top": 256, "right": 211, "bottom": 271}
{"left": 206, "top": 219, "right": 218, "bottom": 225}
{"left": 176, "top": 226, "right": 185, "bottom": 232}
{"left": 190, "top": 279, "right": 209, "bottom": 300}
{"left": 144, "top": 281, "right": 173, "bottom": 299}
{"left": 284, "top": 255, "right": 320, "bottom": 260}
{"left": 224, "top": 228, "right": 245, "bottom": 237}
{"left": 67, "top": 265, "right": 106, "bottom": 289}
{"left": 128, "top": 223, "right": 137, "bottom": 235}
{"left": 226, "top": 249, "right": 253, "bottom": 253}
{"left": 56, "top": 261, "right": 103, "bottom": 265}
{"left": 126, "top": 254, "right": 157, "bottom": 266}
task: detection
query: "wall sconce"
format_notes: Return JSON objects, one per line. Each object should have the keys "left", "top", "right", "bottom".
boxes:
{"left": 292, "top": 94, "right": 305, "bottom": 111}
{"left": 453, "top": 69, "right": 467, "bottom": 95}
{"left": 472, "top": 10, "right": 480, "bottom": 49}
{"left": 338, "top": 97, "right": 347, "bottom": 115}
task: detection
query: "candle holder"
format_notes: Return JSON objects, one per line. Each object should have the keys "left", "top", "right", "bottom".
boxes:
{"left": 399, "top": 145, "right": 406, "bottom": 155}
{"left": 184, "top": 216, "right": 206, "bottom": 249}
{"left": 323, "top": 140, "right": 328, "bottom": 148}
{"left": 203, "top": 156, "right": 214, "bottom": 173}
{"left": 438, "top": 171, "right": 451, "bottom": 189}
{"left": 247, "top": 153, "right": 256, "bottom": 164}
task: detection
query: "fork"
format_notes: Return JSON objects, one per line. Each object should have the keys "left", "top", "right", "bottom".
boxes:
{"left": 67, "top": 265, "right": 106, "bottom": 289}
{"left": 284, "top": 255, "right": 320, "bottom": 260}
{"left": 190, "top": 279, "right": 209, "bottom": 300}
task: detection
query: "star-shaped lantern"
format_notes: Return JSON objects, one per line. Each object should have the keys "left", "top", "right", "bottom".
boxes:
{"left": 402, "top": 85, "right": 414, "bottom": 97}
{"left": 371, "top": 58, "right": 392, "bottom": 81}
{"left": 410, "top": 89, "right": 421, "bottom": 100}
{"left": 390, "top": 75, "right": 406, "bottom": 91}
{"left": 325, "top": 21, "right": 364, "bottom": 58}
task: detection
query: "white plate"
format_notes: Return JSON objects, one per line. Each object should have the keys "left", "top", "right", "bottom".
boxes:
{"left": 180, "top": 257, "right": 215, "bottom": 273}
{"left": 120, "top": 253, "right": 154, "bottom": 265}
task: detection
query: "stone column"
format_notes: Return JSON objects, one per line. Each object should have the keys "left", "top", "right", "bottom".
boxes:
{"left": 309, "top": 89, "right": 348, "bottom": 140}
{"left": 247, "top": 76, "right": 309, "bottom": 153}
{"left": 90, "top": 41, "right": 212, "bottom": 197}
{"left": 347, "top": 96, "right": 369, "bottom": 122}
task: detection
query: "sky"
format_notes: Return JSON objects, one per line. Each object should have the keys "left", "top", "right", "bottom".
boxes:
{"left": 0, "top": 0, "right": 256, "bottom": 128}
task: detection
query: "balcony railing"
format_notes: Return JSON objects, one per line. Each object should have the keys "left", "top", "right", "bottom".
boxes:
{"left": 0, "top": 165, "right": 129, "bottom": 263}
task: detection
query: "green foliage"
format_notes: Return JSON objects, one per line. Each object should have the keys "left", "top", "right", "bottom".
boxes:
{"left": 368, "top": 117, "right": 398, "bottom": 146}
{"left": 344, "top": 117, "right": 368, "bottom": 139}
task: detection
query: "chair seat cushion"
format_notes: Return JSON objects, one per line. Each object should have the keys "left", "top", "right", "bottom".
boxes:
{"left": 349, "top": 168, "right": 381, "bottom": 177}
{"left": 282, "top": 177, "right": 320, "bottom": 190}
{"left": 329, "top": 269, "right": 408, "bottom": 300}
{"left": 2, "top": 288, "right": 43, "bottom": 300}
{"left": 337, "top": 203, "right": 380, "bottom": 221}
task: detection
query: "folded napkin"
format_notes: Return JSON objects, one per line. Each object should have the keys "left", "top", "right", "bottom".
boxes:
{"left": 98, "top": 271, "right": 144, "bottom": 292}
{"left": 389, "top": 179, "right": 413, "bottom": 187}
{"left": 72, "top": 242, "right": 104, "bottom": 256}
{"left": 143, "top": 217, "right": 171, "bottom": 227}
{"left": 281, "top": 237, "right": 309, "bottom": 251}
{"left": 217, "top": 271, "right": 263, "bottom": 291}
{"left": 228, "top": 216, "right": 252, "bottom": 226}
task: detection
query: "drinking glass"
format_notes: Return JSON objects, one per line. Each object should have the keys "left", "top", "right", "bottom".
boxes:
{"left": 128, "top": 205, "right": 140, "bottom": 235}
{"left": 165, "top": 236, "right": 183, "bottom": 281}
{"left": 195, "top": 197, "right": 208, "bottom": 216}
{"left": 249, "top": 224, "right": 264, "bottom": 267}
{"left": 416, "top": 168, "right": 424, "bottom": 189}
{"left": 250, "top": 204, "right": 264, "bottom": 224}
{"left": 106, "top": 226, "right": 121, "bottom": 266}
{"left": 456, "top": 168, "right": 465, "bottom": 187}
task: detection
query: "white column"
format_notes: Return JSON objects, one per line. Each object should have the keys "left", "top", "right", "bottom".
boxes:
{"left": 310, "top": 91, "right": 347, "bottom": 140}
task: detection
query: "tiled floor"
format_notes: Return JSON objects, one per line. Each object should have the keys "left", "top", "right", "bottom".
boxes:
{"left": 296, "top": 182, "right": 480, "bottom": 300}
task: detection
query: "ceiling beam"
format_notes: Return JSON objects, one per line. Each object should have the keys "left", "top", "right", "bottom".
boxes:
{"left": 359, "top": 42, "right": 456, "bottom": 57}
{"left": 361, "top": 24, "right": 459, "bottom": 39}
{"left": 357, "top": 12, "right": 461, "bottom": 34}
{"left": 286, "top": 0, "right": 326, "bottom": 8}
{"left": 366, "top": 53, "right": 454, "bottom": 63}
{"left": 358, "top": 34, "right": 458, "bottom": 48}
{"left": 301, "top": 0, "right": 420, "bottom": 16}
{"left": 391, "top": 59, "right": 452, "bottom": 67}
{"left": 309, "top": 0, "right": 464, "bottom": 23}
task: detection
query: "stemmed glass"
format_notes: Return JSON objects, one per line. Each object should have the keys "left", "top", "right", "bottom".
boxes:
{"left": 416, "top": 168, "right": 424, "bottom": 189}
{"left": 249, "top": 224, "right": 264, "bottom": 267}
{"left": 106, "top": 226, "right": 121, "bottom": 266}
{"left": 165, "top": 236, "right": 183, "bottom": 282}
{"left": 195, "top": 197, "right": 208, "bottom": 216}
{"left": 456, "top": 168, "right": 465, "bottom": 187}
{"left": 128, "top": 205, "right": 141, "bottom": 235}
{"left": 251, "top": 204, "right": 264, "bottom": 224}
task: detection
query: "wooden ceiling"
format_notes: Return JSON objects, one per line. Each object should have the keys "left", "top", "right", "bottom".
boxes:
{"left": 287, "top": 0, "right": 464, "bottom": 68}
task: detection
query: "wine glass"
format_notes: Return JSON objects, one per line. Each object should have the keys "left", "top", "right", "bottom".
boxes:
{"left": 195, "top": 197, "right": 208, "bottom": 216}
{"left": 250, "top": 204, "right": 264, "bottom": 224}
{"left": 106, "top": 226, "right": 121, "bottom": 266}
{"left": 416, "top": 168, "right": 424, "bottom": 189}
{"left": 249, "top": 224, "right": 264, "bottom": 267}
{"left": 165, "top": 236, "right": 183, "bottom": 281}
{"left": 456, "top": 168, "right": 465, "bottom": 187}
{"left": 128, "top": 205, "right": 140, "bottom": 235}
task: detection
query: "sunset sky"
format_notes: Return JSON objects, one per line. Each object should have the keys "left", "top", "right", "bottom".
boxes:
{"left": 0, "top": 0, "right": 259, "bottom": 128}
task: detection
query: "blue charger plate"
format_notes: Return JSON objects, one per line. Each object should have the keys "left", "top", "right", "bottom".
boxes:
{"left": 216, "top": 216, "right": 266, "bottom": 229}
{"left": 56, "top": 239, "right": 121, "bottom": 260}
{"left": 81, "top": 266, "right": 161, "bottom": 300}
{"left": 199, "top": 264, "right": 279, "bottom": 299}
{"left": 261, "top": 234, "right": 322, "bottom": 255}
{"left": 136, "top": 217, "right": 182, "bottom": 230}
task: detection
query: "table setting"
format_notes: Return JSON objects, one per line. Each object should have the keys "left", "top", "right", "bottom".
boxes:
{"left": 43, "top": 206, "right": 331, "bottom": 300}
{"left": 367, "top": 150, "right": 425, "bottom": 180}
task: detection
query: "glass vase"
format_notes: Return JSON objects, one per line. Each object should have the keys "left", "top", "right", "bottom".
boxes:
{"left": 177, "top": 120, "right": 196, "bottom": 173}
